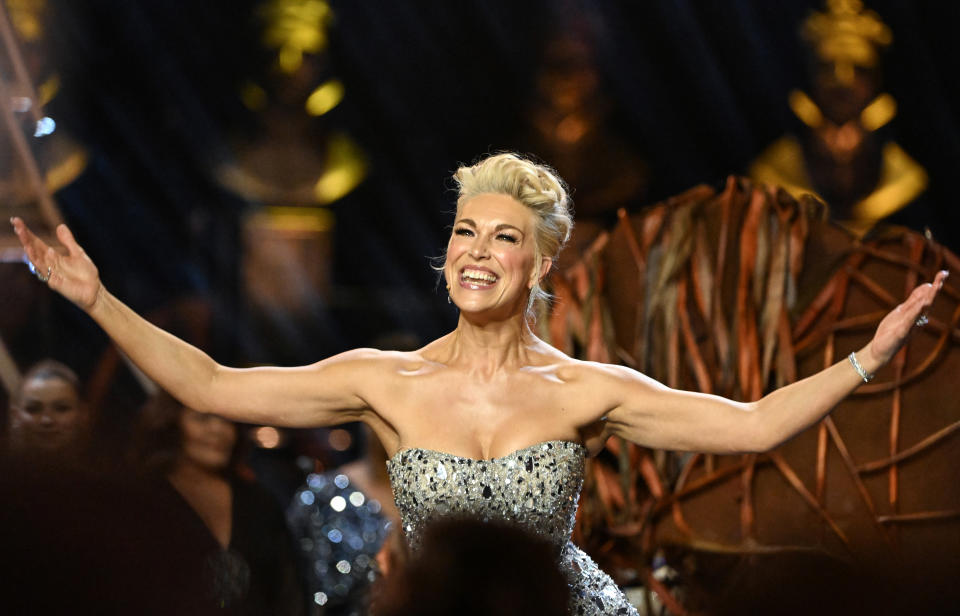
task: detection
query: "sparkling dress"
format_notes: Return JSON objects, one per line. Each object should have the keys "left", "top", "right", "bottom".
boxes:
{"left": 287, "top": 471, "right": 392, "bottom": 615}
{"left": 387, "top": 440, "right": 638, "bottom": 616}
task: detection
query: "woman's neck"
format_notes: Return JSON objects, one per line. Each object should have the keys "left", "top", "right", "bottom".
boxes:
{"left": 442, "top": 311, "right": 542, "bottom": 374}
{"left": 167, "top": 459, "right": 233, "bottom": 549}
{"left": 167, "top": 458, "right": 227, "bottom": 490}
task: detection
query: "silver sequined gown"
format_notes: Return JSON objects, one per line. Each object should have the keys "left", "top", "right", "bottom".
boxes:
{"left": 387, "top": 440, "right": 638, "bottom": 616}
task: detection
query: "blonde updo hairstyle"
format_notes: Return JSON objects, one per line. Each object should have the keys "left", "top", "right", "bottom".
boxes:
{"left": 452, "top": 153, "right": 573, "bottom": 318}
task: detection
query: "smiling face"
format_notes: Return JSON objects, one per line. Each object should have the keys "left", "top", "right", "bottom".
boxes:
{"left": 178, "top": 408, "right": 237, "bottom": 473}
{"left": 445, "top": 193, "right": 551, "bottom": 319}
{"left": 9, "top": 375, "right": 88, "bottom": 453}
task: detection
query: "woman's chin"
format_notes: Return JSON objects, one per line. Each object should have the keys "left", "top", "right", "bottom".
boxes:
{"left": 456, "top": 299, "right": 526, "bottom": 321}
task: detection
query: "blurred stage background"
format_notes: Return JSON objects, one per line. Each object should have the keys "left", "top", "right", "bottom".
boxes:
{"left": 2, "top": 0, "right": 960, "bottom": 455}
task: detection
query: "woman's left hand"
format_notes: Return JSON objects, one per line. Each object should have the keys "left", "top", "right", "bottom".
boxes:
{"left": 868, "top": 269, "right": 949, "bottom": 365}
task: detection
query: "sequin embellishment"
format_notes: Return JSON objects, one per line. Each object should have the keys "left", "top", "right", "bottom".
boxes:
{"left": 387, "top": 440, "right": 638, "bottom": 615}
{"left": 287, "top": 471, "right": 392, "bottom": 613}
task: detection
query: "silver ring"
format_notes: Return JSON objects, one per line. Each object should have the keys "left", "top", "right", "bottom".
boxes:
{"left": 36, "top": 266, "right": 51, "bottom": 283}
{"left": 915, "top": 314, "right": 929, "bottom": 327}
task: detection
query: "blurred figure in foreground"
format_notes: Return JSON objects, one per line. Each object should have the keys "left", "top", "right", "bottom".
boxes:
{"left": 372, "top": 518, "right": 569, "bottom": 616}
{"left": 1, "top": 367, "right": 221, "bottom": 615}
{"left": 134, "top": 391, "right": 305, "bottom": 615}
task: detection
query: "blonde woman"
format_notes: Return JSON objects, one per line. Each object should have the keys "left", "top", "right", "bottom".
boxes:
{"left": 11, "top": 152, "right": 946, "bottom": 614}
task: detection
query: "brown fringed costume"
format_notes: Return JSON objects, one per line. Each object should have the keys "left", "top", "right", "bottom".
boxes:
{"left": 547, "top": 177, "right": 960, "bottom": 615}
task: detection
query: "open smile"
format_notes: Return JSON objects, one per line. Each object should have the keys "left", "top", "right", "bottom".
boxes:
{"left": 459, "top": 266, "right": 499, "bottom": 290}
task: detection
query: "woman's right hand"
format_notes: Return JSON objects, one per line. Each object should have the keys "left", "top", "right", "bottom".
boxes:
{"left": 10, "top": 218, "right": 103, "bottom": 311}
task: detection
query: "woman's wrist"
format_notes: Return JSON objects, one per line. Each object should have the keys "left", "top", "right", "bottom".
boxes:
{"left": 848, "top": 350, "right": 874, "bottom": 382}
{"left": 856, "top": 342, "right": 887, "bottom": 379}
{"left": 86, "top": 284, "right": 109, "bottom": 317}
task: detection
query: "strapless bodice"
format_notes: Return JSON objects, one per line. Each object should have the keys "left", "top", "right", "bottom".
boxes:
{"left": 387, "top": 440, "right": 583, "bottom": 552}
{"left": 386, "top": 440, "right": 638, "bottom": 615}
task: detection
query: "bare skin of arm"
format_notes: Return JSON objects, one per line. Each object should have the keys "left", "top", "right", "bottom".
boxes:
{"left": 11, "top": 219, "right": 385, "bottom": 428}
{"left": 571, "top": 270, "right": 948, "bottom": 454}
{"left": 11, "top": 217, "right": 947, "bottom": 455}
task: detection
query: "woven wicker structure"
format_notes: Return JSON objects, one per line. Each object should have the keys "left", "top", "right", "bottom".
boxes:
{"left": 548, "top": 177, "right": 960, "bottom": 614}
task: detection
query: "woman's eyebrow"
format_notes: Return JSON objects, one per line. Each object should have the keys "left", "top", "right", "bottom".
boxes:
{"left": 494, "top": 223, "right": 523, "bottom": 235}
{"left": 453, "top": 219, "right": 524, "bottom": 235}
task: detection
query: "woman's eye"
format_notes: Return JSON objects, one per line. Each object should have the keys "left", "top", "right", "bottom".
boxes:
{"left": 454, "top": 228, "right": 474, "bottom": 237}
{"left": 497, "top": 234, "right": 519, "bottom": 243}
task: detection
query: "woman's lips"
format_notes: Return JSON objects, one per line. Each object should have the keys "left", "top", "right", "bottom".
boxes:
{"left": 459, "top": 266, "right": 498, "bottom": 290}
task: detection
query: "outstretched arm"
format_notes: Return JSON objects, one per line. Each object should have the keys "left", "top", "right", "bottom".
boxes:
{"left": 10, "top": 218, "right": 374, "bottom": 427}
{"left": 596, "top": 270, "right": 948, "bottom": 453}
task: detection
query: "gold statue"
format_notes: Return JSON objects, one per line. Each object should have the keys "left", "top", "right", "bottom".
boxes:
{"left": 750, "top": 0, "right": 927, "bottom": 237}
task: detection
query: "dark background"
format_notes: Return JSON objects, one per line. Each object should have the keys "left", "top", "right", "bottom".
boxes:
{"left": 8, "top": 0, "right": 960, "bottom": 412}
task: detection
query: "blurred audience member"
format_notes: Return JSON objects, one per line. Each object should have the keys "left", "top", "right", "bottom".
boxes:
{"left": 133, "top": 391, "right": 305, "bottom": 615}
{"left": 287, "top": 425, "right": 396, "bottom": 616}
{"left": 372, "top": 518, "right": 569, "bottom": 616}
{"left": 0, "top": 368, "right": 219, "bottom": 615}
{"left": 5, "top": 359, "right": 91, "bottom": 465}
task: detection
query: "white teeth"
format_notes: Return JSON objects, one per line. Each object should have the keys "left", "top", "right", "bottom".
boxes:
{"left": 461, "top": 269, "right": 497, "bottom": 283}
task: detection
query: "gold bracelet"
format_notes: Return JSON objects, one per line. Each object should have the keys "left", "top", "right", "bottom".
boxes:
{"left": 847, "top": 351, "right": 874, "bottom": 382}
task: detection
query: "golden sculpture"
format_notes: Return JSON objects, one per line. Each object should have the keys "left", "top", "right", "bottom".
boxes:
{"left": 750, "top": 0, "right": 927, "bottom": 238}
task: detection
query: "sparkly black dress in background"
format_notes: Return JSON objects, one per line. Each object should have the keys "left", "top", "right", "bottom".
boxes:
{"left": 387, "top": 440, "right": 638, "bottom": 616}
{"left": 287, "top": 472, "right": 392, "bottom": 615}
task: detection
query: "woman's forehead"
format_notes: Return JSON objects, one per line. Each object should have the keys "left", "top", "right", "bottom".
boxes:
{"left": 21, "top": 376, "right": 78, "bottom": 398}
{"left": 457, "top": 193, "right": 534, "bottom": 228}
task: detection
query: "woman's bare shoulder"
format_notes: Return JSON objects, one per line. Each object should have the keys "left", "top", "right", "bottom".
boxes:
{"left": 544, "top": 353, "right": 659, "bottom": 389}
{"left": 518, "top": 342, "right": 620, "bottom": 389}
{"left": 321, "top": 347, "right": 434, "bottom": 372}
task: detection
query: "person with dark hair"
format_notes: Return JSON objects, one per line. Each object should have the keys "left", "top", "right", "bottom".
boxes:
{"left": 6, "top": 359, "right": 89, "bottom": 462}
{"left": 1, "top": 370, "right": 220, "bottom": 615}
{"left": 133, "top": 391, "right": 305, "bottom": 615}
{"left": 10, "top": 151, "right": 947, "bottom": 614}
{"left": 372, "top": 518, "right": 568, "bottom": 616}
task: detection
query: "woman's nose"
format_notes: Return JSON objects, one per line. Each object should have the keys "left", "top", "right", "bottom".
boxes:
{"left": 211, "top": 417, "right": 236, "bottom": 437}
{"left": 470, "top": 237, "right": 490, "bottom": 258}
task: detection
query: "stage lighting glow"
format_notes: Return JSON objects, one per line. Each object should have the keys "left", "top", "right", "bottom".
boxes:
{"left": 305, "top": 79, "right": 344, "bottom": 116}
{"left": 262, "top": 0, "right": 333, "bottom": 73}
{"left": 861, "top": 93, "right": 896, "bottom": 131}
{"left": 241, "top": 82, "right": 268, "bottom": 111}
{"left": 328, "top": 428, "right": 352, "bottom": 451}
{"left": 34, "top": 116, "right": 55, "bottom": 137}
{"left": 314, "top": 134, "right": 366, "bottom": 203}
{"left": 253, "top": 425, "right": 281, "bottom": 448}
{"left": 12, "top": 97, "right": 31, "bottom": 112}
{"left": 279, "top": 45, "right": 303, "bottom": 73}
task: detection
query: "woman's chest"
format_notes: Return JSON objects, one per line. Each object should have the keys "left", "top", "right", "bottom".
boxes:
{"left": 373, "top": 370, "right": 588, "bottom": 457}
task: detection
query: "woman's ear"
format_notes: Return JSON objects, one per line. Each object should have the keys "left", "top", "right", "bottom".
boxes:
{"left": 530, "top": 257, "right": 553, "bottom": 288}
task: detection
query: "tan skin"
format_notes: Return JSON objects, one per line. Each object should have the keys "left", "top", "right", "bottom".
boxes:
{"left": 167, "top": 408, "right": 237, "bottom": 549}
{"left": 9, "top": 375, "right": 88, "bottom": 454}
{"left": 10, "top": 198, "right": 948, "bottom": 460}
